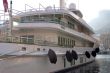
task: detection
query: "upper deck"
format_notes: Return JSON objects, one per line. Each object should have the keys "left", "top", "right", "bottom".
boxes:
{"left": 13, "top": 7, "right": 94, "bottom": 34}
{"left": 0, "top": 7, "right": 96, "bottom": 43}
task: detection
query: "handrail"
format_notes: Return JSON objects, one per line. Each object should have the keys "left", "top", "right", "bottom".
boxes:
{"left": 0, "top": 36, "right": 58, "bottom": 46}
{"left": 13, "top": 7, "right": 68, "bottom": 15}
{"left": 20, "top": 17, "right": 75, "bottom": 27}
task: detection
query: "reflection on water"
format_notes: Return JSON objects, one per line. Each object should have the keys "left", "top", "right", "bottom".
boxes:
{"left": 96, "top": 55, "right": 110, "bottom": 73}
{"left": 65, "top": 55, "right": 110, "bottom": 73}
{"left": 65, "top": 61, "right": 99, "bottom": 73}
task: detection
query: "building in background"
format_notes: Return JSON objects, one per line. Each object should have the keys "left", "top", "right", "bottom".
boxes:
{"left": 100, "top": 32, "right": 110, "bottom": 50}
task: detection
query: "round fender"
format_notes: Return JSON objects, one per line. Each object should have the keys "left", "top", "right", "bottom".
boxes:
{"left": 85, "top": 51, "right": 91, "bottom": 58}
{"left": 66, "top": 51, "right": 72, "bottom": 63}
{"left": 48, "top": 49, "right": 57, "bottom": 64}
{"left": 71, "top": 50, "right": 78, "bottom": 60}
{"left": 91, "top": 51, "right": 96, "bottom": 57}
{"left": 95, "top": 48, "right": 100, "bottom": 53}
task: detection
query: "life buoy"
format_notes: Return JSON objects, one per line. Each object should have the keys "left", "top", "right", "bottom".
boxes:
{"left": 48, "top": 49, "right": 57, "bottom": 64}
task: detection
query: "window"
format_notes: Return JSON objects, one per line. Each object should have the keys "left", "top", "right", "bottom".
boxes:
{"left": 60, "top": 37, "right": 63, "bottom": 46}
{"left": 58, "top": 36, "right": 67, "bottom": 47}
{"left": 26, "top": 16, "right": 31, "bottom": 22}
{"left": 71, "top": 40, "right": 75, "bottom": 48}
{"left": 62, "top": 37, "right": 65, "bottom": 46}
{"left": 20, "top": 35, "right": 34, "bottom": 44}
{"left": 58, "top": 36, "right": 61, "bottom": 46}
{"left": 37, "top": 48, "right": 40, "bottom": 51}
{"left": 22, "top": 47, "right": 26, "bottom": 51}
{"left": 28, "top": 35, "right": 34, "bottom": 44}
{"left": 65, "top": 38, "right": 67, "bottom": 47}
{"left": 70, "top": 40, "right": 72, "bottom": 47}
{"left": 68, "top": 21, "right": 75, "bottom": 29}
{"left": 20, "top": 36, "right": 27, "bottom": 44}
{"left": 68, "top": 39, "right": 69, "bottom": 47}
{"left": 58, "top": 36, "right": 75, "bottom": 48}
{"left": 21, "top": 17, "right": 25, "bottom": 23}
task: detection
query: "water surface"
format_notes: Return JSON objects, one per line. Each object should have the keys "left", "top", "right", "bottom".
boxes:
{"left": 64, "top": 55, "right": 110, "bottom": 73}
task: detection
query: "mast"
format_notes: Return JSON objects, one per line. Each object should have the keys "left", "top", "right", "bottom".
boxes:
{"left": 8, "top": 0, "right": 13, "bottom": 41}
{"left": 60, "top": 0, "right": 66, "bottom": 9}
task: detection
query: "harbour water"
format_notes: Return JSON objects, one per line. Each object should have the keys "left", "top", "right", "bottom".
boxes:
{"left": 64, "top": 55, "right": 110, "bottom": 73}
{"left": 96, "top": 55, "right": 110, "bottom": 73}
{"left": 0, "top": 55, "right": 109, "bottom": 73}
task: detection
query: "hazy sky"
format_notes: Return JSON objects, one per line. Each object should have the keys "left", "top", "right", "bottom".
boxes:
{"left": 0, "top": 0, "right": 110, "bottom": 23}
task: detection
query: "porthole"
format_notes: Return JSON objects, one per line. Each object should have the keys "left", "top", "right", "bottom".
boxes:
{"left": 37, "top": 48, "right": 40, "bottom": 51}
{"left": 22, "top": 47, "right": 26, "bottom": 51}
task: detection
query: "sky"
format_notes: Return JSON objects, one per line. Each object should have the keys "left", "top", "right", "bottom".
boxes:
{"left": 0, "top": 0, "right": 110, "bottom": 25}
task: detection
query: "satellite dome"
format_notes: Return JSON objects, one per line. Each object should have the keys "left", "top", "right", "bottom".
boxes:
{"left": 69, "top": 3, "right": 76, "bottom": 9}
{"left": 45, "top": 6, "right": 52, "bottom": 11}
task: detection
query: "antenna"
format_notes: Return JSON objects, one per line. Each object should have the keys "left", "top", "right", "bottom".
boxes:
{"left": 60, "top": 0, "right": 66, "bottom": 9}
{"left": 77, "top": 0, "right": 79, "bottom": 9}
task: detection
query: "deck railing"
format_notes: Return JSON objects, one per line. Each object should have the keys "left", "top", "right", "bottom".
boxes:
{"left": 0, "top": 36, "right": 58, "bottom": 46}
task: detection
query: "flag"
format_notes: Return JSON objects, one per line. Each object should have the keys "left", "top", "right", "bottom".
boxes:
{"left": 3, "top": 0, "right": 8, "bottom": 12}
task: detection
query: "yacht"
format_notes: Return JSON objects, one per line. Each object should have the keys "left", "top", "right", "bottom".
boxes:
{"left": 0, "top": 0, "right": 99, "bottom": 73}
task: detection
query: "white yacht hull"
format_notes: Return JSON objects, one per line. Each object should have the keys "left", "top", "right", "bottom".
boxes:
{"left": 0, "top": 43, "right": 95, "bottom": 73}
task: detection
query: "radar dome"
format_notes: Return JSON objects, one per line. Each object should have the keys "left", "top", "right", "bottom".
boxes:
{"left": 69, "top": 3, "right": 76, "bottom": 9}
{"left": 45, "top": 6, "right": 52, "bottom": 11}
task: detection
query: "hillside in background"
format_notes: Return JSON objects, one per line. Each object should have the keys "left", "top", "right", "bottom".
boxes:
{"left": 89, "top": 10, "right": 110, "bottom": 34}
